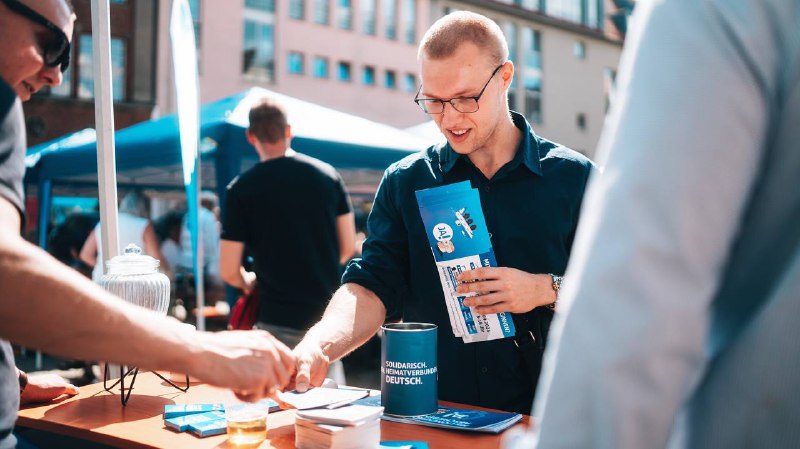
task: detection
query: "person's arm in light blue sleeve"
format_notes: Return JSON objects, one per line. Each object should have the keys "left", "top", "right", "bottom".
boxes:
{"left": 518, "top": 0, "right": 781, "bottom": 448}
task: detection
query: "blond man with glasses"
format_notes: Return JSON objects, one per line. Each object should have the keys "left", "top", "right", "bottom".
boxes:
{"left": 291, "top": 11, "right": 595, "bottom": 413}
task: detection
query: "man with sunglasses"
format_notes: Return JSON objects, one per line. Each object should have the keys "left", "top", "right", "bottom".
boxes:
{"left": 292, "top": 11, "right": 594, "bottom": 413}
{"left": 0, "top": 0, "right": 72, "bottom": 101}
{"left": 0, "top": 3, "right": 296, "bottom": 447}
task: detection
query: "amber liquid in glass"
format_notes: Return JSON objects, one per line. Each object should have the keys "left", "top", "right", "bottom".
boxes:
{"left": 227, "top": 416, "right": 267, "bottom": 445}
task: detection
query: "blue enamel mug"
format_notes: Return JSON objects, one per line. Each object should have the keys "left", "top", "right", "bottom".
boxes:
{"left": 381, "top": 323, "right": 438, "bottom": 416}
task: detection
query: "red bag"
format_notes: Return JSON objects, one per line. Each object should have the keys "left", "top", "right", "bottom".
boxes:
{"left": 228, "top": 286, "right": 259, "bottom": 330}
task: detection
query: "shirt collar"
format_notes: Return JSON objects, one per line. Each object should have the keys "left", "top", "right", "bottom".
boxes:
{"left": 437, "top": 111, "right": 543, "bottom": 176}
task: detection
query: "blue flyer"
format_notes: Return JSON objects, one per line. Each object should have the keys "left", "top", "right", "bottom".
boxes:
{"left": 356, "top": 395, "right": 521, "bottom": 434}
{"left": 416, "top": 183, "right": 516, "bottom": 342}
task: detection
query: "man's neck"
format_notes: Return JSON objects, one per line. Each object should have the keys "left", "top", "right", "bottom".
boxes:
{"left": 258, "top": 147, "right": 294, "bottom": 161}
{"left": 468, "top": 114, "right": 522, "bottom": 180}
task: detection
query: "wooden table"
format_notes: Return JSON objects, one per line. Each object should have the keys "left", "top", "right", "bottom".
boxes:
{"left": 17, "top": 372, "right": 529, "bottom": 449}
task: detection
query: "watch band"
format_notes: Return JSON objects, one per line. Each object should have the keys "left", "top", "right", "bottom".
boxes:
{"left": 547, "top": 274, "right": 562, "bottom": 310}
{"left": 18, "top": 369, "right": 28, "bottom": 393}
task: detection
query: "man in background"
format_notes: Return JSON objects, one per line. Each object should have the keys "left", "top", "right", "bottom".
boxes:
{"left": 220, "top": 98, "right": 355, "bottom": 383}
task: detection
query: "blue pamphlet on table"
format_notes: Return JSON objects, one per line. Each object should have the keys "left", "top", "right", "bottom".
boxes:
{"left": 356, "top": 395, "right": 521, "bottom": 433}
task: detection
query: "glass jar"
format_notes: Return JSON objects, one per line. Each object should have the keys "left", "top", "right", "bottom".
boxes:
{"left": 98, "top": 243, "right": 170, "bottom": 314}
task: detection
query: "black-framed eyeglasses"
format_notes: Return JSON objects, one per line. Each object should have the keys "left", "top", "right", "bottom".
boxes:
{"left": 414, "top": 64, "right": 505, "bottom": 114}
{"left": 2, "top": 0, "right": 71, "bottom": 73}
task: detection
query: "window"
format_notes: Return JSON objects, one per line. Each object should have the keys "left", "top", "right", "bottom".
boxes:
{"left": 338, "top": 62, "right": 351, "bottom": 82}
{"left": 361, "top": 0, "right": 376, "bottom": 35}
{"left": 402, "top": 0, "right": 415, "bottom": 43}
{"left": 385, "top": 70, "right": 396, "bottom": 89}
{"left": 336, "top": 0, "right": 352, "bottom": 29}
{"left": 514, "top": 0, "right": 542, "bottom": 11}
{"left": 313, "top": 57, "right": 329, "bottom": 78}
{"left": 522, "top": 28, "right": 542, "bottom": 123}
{"left": 403, "top": 73, "right": 416, "bottom": 92}
{"left": 245, "top": 0, "right": 274, "bottom": 12}
{"left": 603, "top": 67, "right": 617, "bottom": 112}
{"left": 242, "top": 7, "right": 275, "bottom": 81}
{"left": 546, "top": 0, "right": 582, "bottom": 23}
{"left": 314, "top": 0, "right": 329, "bottom": 24}
{"left": 574, "top": 41, "right": 586, "bottom": 59}
{"left": 547, "top": 0, "right": 604, "bottom": 28}
{"left": 188, "top": 0, "right": 202, "bottom": 64}
{"left": 503, "top": 22, "right": 518, "bottom": 111}
{"left": 289, "top": 0, "right": 305, "bottom": 19}
{"left": 363, "top": 66, "right": 376, "bottom": 85}
{"left": 49, "top": 50, "right": 73, "bottom": 97}
{"left": 587, "top": 0, "right": 604, "bottom": 29}
{"left": 188, "top": 0, "right": 201, "bottom": 43}
{"left": 384, "top": 0, "right": 397, "bottom": 39}
{"left": 576, "top": 113, "right": 586, "bottom": 130}
{"left": 78, "top": 35, "right": 126, "bottom": 101}
{"left": 288, "top": 52, "right": 305, "bottom": 74}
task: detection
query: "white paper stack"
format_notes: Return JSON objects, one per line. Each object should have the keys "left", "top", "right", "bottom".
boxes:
{"left": 295, "top": 405, "right": 383, "bottom": 449}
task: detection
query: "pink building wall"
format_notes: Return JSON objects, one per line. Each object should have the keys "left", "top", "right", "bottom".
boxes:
{"left": 157, "top": 0, "right": 431, "bottom": 128}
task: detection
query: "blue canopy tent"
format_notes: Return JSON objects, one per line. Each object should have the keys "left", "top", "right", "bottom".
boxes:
{"left": 26, "top": 87, "right": 429, "bottom": 250}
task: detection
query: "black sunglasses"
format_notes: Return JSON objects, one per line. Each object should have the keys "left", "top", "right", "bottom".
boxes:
{"left": 2, "top": 0, "right": 71, "bottom": 73}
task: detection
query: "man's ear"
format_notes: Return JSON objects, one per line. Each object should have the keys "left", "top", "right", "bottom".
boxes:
{"left": 246, "top": 129, "right": 256, "bottom": 145}
{"left": 501, "top": 61, "right": 515, "bottom": 90}
{"left": 285, "top": 125, "right": 292, "bottom": 141}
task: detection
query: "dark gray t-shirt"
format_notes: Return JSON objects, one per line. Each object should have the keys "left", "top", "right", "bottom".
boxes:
{"left": 0, "top": 78, "right": 24, "bottom": 449}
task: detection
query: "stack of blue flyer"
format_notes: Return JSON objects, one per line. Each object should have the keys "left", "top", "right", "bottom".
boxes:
{"left": 416, "top": 181, "right": 516, "bottom": 343}
{"left": 163, "top": 401, "right": 279, "bottom": 438}
{"left": 355, "top": 395, "right": 521, "bottom": 433}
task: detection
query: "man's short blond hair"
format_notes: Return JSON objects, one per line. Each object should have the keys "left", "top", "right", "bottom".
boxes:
{"left": 418, "top": 11, "right": 509, "bottom": 66}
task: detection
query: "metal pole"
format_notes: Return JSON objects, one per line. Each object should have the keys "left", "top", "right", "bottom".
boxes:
{"left": 90, "top": 0, "right": 120, "bottom": 273}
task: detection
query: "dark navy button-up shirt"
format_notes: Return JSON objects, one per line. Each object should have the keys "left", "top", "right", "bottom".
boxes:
{"left": 342, "top": 112, "right": 594, "bottom": 413}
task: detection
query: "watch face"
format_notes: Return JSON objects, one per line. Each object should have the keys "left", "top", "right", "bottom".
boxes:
{"left": 552, "top": 275, "right": 562, "bottom": 291}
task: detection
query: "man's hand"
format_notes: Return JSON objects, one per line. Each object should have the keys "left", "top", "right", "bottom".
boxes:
{"left": 20, "top": 373, "right": 80, "bottom": 405}
{"left": 290, "top": 342, "right": 330, "bottom": 393}
{"left": 193, "top": 330, "right": 296, "bottom": 402}
{"left": 456, "top": 267, "right": 555, "bottom": 314}
{"left": 242, "top": 269, "right": 257, "bottom": 294}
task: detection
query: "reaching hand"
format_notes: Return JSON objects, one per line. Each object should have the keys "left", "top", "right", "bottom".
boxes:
{"left": 457, "top": 267, "right": 555, "bottom": 314}
{"left": 290, "top": 342, "right": 330, "bottom": 393}
{"left": 193, "top": 330, "right": 296, "bottom": 402}
{"left": 20, "top": 373, "right": 80, "bottom": 405}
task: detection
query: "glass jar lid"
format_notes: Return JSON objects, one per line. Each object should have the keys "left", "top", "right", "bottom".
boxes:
{"left": 105, "top": 243, "right": 160, "bottom": 274}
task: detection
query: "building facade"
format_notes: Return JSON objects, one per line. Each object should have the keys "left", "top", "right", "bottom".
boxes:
{"left": 25, "top": 0, "right": 625, "bottom": 157}
{"left": 156, "top": 0, "right": 623, "bottom": 156}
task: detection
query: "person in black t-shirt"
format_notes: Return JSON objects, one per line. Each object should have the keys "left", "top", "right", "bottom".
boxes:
{"left": 220, "top": 98, "right": 355, "bottom": 382}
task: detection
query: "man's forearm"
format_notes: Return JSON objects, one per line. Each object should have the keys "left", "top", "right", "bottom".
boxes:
{"left": 221, "top": 266, "right": 254, "bottom": 292}
{"left": 0, "top": 234, "right": 202, "bottom": 375}
{"left": 300, "top": 283, "right": 386, "bottom": 362}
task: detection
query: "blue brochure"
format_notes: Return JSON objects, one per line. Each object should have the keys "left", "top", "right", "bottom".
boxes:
{"left": 163, "top": 403, "right": 225, "bottom": 419}
{"left": 356, "top": 395, "right": 521, "bottom": 434}
{"left": 416, "top": 182, "right": 516, "bottom": 342}
{"left": 164, "top": 411, "right": 225, "bottom": 432}
{"left": 380, "top": 441, "right": 430, "bottom": 449}
{"left": 188, "top": 418, "right": 228, "bottom": 437}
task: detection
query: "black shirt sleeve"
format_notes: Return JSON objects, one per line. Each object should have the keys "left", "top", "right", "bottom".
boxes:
{"left": 334, "top": 173, "right": 352, "bottom": 216}
{"left": 221, "top": 181, "right": 247, "bottom": 242}
{"left": 0, "top": 80, "right": 26, "bottom": 222}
